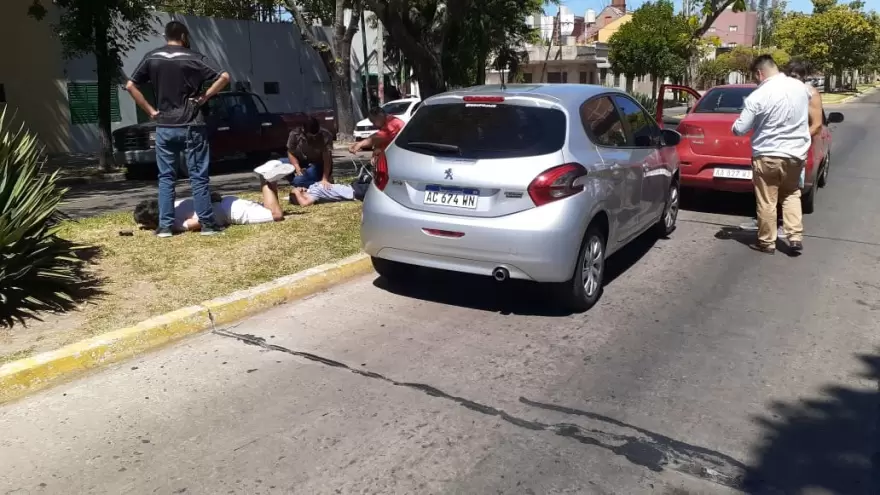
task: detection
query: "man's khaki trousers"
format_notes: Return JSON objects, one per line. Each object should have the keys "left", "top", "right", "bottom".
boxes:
{"left": 753, "top": 155, "right": 804, "bottom": 247}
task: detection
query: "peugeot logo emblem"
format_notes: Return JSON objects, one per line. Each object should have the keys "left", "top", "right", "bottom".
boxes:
{"left": 444, "top": 168, "right": 453, "bottom": 180}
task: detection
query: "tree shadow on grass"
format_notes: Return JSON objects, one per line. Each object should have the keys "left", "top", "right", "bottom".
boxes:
{"left": 743, "top": 352, "right": 880, "bottom": 494}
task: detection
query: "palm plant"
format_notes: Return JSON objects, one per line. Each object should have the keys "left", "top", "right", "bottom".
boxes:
{"left": 0, "top": 108, "right": 88, "bottom": 327}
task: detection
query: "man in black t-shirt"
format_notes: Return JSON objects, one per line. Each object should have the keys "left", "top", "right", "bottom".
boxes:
{"left": 125, "top": 21, "right": 230, "bottom": 237}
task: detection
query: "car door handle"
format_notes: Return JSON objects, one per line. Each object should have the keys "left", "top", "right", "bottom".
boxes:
{"left": 218, "top": 126, "right": 230, "bottom": 131}
{"left": 610, "top": 163, "right": 624, "bottom": 180}
{"left": 261, "top": 122, "right": 272, "bottom": 127}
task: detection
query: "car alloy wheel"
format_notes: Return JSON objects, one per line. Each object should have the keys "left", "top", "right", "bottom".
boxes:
{"left": 664, "top": 183, "right": 679, "bottom": 231}
{"left": 581, "top": 234, "right": 605, "bottom": 299}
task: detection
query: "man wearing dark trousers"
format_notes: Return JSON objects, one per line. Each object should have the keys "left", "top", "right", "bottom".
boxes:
{"left": 125, "top": 21, "right": 230, "bottom": 237}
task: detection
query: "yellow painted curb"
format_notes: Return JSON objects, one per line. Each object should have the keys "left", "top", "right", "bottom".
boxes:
{"left": 204, "top": 254, "right": 373, "bottom": 327}
{"left": 0, "top": 253, "right": 373, "bottom": 404}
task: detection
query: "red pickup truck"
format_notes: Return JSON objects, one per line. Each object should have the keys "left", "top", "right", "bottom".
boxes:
{"left": 113, "top": 91, "right": 336, "bottom": 179}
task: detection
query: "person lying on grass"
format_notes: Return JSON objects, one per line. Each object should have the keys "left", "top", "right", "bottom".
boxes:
{"left": 133, "top": 161, "right": 294, "bottom": 234}
{"left": 288, "top": 166, "right": 371, "bottom": 207}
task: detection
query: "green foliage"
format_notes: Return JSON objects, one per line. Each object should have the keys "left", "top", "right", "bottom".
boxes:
{"left": 161, "top": 0, "right": 289, "bottom": 22}
{"left": 0, "top": 110, "right": 88, "bottom": 327}
{"left": 775, "top": 0, "right": 879, "bottom": 77}
{"left": 716, "top": 46, "right": 791, "bottom": 77}
{"left": 628, "top": 91, "right": 657, "bottom": 109}
{"left": 696, "top": 57, "right": 730, "bottom": 88}
{"left": 609, "top": 0, "right": 695, "bottom": 96}
{"left": 444, "top": 0, "right": 547, "bottom": 86}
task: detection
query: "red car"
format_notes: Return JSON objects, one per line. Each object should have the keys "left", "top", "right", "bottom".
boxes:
{"left": 655, "top": 84, "right": 844, "bottom": 213}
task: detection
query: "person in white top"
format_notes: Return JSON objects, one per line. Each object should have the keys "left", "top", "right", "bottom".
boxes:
{"left": 733, "top": 54, "right": 812, "bottom": 254}
{"left": 133, "top": 160, "right": 295, "bottom": 233}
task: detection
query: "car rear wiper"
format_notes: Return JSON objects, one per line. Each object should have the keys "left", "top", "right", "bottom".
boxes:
{"left": 406, "top": 142, "right": 461, "bottom": 155}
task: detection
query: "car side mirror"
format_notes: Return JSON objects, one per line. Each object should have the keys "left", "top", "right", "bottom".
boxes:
{"left": 827, "top": 112, "right": 844, "bottom": 124}
{"left": 686, "top": 106, "right": 693, "bottom": 114}
{"left": 661, "top": 129, "right": 681, "bottom": 147}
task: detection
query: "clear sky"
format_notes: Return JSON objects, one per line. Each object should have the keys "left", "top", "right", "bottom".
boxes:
{"left": 557, "top": 0, "right": 819, "bottom": 15}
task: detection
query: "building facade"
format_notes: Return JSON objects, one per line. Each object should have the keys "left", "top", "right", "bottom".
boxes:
{"left": 705, "top": 9, "right": 758, "bottom": 48}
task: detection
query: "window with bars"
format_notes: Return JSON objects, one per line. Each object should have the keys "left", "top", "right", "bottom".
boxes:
{"left": 67, "top": 82, "right": 121, "bottom": 125}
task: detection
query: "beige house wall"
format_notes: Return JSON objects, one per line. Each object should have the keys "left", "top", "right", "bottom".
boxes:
{"left": 0, "top": 0, "right": 71, "bottom": 153}
{"left": 597, "top": 14, "right": 632, "bottom": 43}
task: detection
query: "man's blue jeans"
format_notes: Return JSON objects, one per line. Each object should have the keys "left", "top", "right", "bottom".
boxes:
{"left": 280, "top": 157, "right": 322, "bottom": 187}
{"left": 155, "top": 126, "right": 218, "bottom": 230}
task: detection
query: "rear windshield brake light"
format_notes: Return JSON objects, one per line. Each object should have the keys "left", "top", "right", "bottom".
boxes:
{"left": 462, "top": 96, "right": 505, "bottom": 103}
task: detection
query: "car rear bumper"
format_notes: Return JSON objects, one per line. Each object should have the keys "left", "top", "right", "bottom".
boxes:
{"left": 115, "top": 149, "right": 158, "bottom": 166}
{"left": 353, "top": 130, "right": 377, "bottom": 140}
{"left": 360, "top": 185, "right": 588, "bottom": 283}
{"left": 679, "top": 153, "right": 755, "bottom": 193}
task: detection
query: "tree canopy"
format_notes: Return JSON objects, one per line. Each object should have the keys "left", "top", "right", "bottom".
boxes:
{"left": 608, "top": 0, "right": 695, "bottom": 97}
{"left": 775, "top": 0, "right": 879, "bottom": 90}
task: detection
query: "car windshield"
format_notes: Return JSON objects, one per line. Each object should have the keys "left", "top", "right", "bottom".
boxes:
{"left": 382, "top": 101, "right": 413, "bottom": 115}
{"left": 395, "top": 102, "right": 567, "bottom": 159}
{"left": 694, "top": 87, "right": 755, "bottom": 114}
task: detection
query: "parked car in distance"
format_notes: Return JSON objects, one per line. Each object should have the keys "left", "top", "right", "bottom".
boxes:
{"left": 353, "top": 98, "right": 422, "bottom": 141}
{"left": 361, "top": 84, "right": 683, "bottom": 312}
{"left": 113, "top": 91, "right": 336, "bottom": 180}
{"left": 655, "top": 84, "right": 843, "bottom": 214}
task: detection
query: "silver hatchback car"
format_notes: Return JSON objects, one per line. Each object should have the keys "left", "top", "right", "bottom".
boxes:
{"left": 361, "top": 84, "right": 682, "bottom": 312}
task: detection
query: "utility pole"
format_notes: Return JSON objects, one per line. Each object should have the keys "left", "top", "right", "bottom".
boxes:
{"left": 360, "top": 12, "right": 371, "bottom": 112}
{"left": 377, "top": 19, "right": 385, "bottom": 104}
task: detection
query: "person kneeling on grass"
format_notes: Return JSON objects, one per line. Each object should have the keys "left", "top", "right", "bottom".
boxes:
{"left": 133, "top": 161, "right": 294, "bottom": 233}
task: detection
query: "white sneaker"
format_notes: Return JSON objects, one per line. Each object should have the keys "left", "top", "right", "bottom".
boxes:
{"left": 254, "top": 160, "right": 295, "bottom": 184}
{"left": 739, "top": 218, "right": 759, "bottom": 231}
{"left": 777, "top": 226, "right": 787, "bottom": 239}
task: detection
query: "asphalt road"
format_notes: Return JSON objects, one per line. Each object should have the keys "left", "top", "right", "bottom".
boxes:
{"left": 3, "top": 97, "right": 879, "bottom": 494}
{"left": 59, "top": 150, "right": 373, "bottom": 219}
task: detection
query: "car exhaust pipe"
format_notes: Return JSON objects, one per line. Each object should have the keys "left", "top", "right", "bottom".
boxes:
{"left": 492, "top": 267, "right": 509, "bottom": 282}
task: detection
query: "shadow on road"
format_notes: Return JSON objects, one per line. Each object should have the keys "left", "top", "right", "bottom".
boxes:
{"left": 743, "top": 352, "right": 880, "bottom": 494}
{"left": 680, "top": 188, "right": 756, "bottom": 217}
{"left": 372, "top": 231, "right": 660, "bottom": 316}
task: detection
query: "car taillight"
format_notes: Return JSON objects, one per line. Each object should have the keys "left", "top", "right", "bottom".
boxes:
{"left": 678, "top": 123, "right": 705, "bottom": 144}
{"left": 527, "top": 163, "right": 588, "bottom": 207}
{"left": 374, "top": 153, "right": 389, "bottom": 191}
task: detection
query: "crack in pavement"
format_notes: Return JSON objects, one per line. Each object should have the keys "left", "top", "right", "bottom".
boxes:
{"left": 212, "top": 327, "right": 751, "bottom": 490}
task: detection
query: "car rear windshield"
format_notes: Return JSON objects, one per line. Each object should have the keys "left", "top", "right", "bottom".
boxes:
{"left": 694, "top": 87, "right": 755, "bottom": 113}
{"left": 382, "top": 101, "right": 412, "bottom": 115}
{"left": 395, "top": 102, "right": 567, "bottom": 159}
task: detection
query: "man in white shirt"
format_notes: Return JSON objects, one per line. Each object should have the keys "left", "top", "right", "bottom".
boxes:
{"left": 133, "top": 161, "right": 294, "bottom": 233}
{"left": 733, "top": 54, "right": 812, "bottom": 254}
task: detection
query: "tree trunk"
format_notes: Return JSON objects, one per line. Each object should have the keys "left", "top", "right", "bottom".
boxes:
{"left": 625, "top": 75, "right": 634, "bottom": 94}
{"left": 94, "top": 20, "right": 115, "bottom": 171}
{"left": 286, "top": 0, "right": 360, "bottom": 141}
{"left": 824, "top": 71, "right": 832, "bottom": 94}
{"left": 476, "top": 48, "right": 487, "bottom": 86}
{"left": 334, "top": 43, "right": 356, "bottom": 140}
